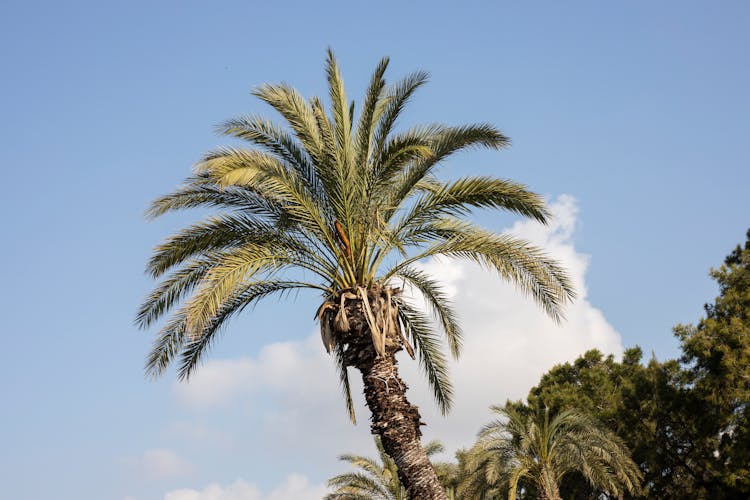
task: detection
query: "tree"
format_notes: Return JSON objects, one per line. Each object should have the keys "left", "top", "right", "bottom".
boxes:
{"left": 137, "top": 50, "right": 574, "bottom": 499}
{"left": 462, "top": 406, "right": 642, "bottom": 500}
{"left": 433, "top": 449, "right": 472, "bottom": 500}
{"left": 519, "top": 349, "right": 687, "bottom": 498}
{"left": 326, "top": 437, "right": 444, "bottom": 499}
{"left": 519, "top": 229, "right": 750, "bottom": 498}
{"left": 673, "top": 228, "right": 750, "bottom": 496}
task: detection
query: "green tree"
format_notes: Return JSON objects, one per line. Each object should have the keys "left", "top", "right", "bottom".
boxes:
{"left": 462, "top": 406, "right": 642, "bottom": 500}
{"left": 137, "top": 50, "right": 574, "bottom": 499}
{"left": 521, "top": 229, "right": 750, "bottom": 498}
{"left": 674, "top": 228, "right": 750, "bottom": 496}
{"left": 433, "top": 449, "right": 472, "bottom": 500}
{"left": 326, "top": 437, "right": 444, "bottom": 499}
{"left": 520, "top": 349, "right": 687, "bottom": 498}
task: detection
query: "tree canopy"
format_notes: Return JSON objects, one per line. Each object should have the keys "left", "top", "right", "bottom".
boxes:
{"left": 514, "top": 229, "right": 750, "bottom": 498}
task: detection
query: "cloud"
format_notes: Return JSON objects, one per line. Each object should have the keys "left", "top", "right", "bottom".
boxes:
{"left": 174, "top": 338, "right": 333, "bottom": 409}
{"left": 163, "top": 421, "right": 233, "bottom": 449}
{"left": 164, "top": 475, "right": 327, "bottom": 500}
{"left": 172, "top": 194, "right": 622, "bottom": 464}
{"left": 127, "top": 449, "right": 193, "bottom": 480}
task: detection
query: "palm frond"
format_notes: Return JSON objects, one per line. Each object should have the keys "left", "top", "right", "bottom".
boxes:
{"left": 177, "top": 280, "right": 313, "bottom": 380}
{"left": 251, "top": 83, "right": 324, "bottom": 168}
{"left": 370, "top": 124, "right": 441, "bottom": 200}
{"left": 146, "top": 213, "right": 282, "bottom": 278}
{"left": 145, "top": 175, "right": 275, "bottom": 219}
{"left": 386, "top": 226, "right": 575, "bottom": 322}
{"left": 182, "top": 245, "right": 297, "bottom": 338}
{"left": 217, "top": 114, "right": 323, "bottom": 199}
{"left": 402, "top": 176, "right": 550, "bottom": 232}
{"left": 373, "top": 70, "right": 430, "bottom": 158}
{"left": 144, "top": 311, "right": 188, "bottom": 378}
{"left": 354, "top": 56, "right": 389, "bottom": 170}
{"left": 326, "top": 472, "right": 390, "bottom": 499}
{"left": 333, "top": 342, "right": 357, "bottom": 423}
{"left": 136, "top": 258, "right": 213, "bottom": 328}
{"left": 325, "top": 48, "right": 353, "bottom": 170}
{"left": 397, "top": 300, "right": 453, "bottom": 414}
{"left": 394, "top": 266, "right": 462, "bottom": 358}
{"left": 382, "top": 124, "right": 511, "bottom": 222}
{"left": 423, "top": 440, "right": 446, "bottom": 456}
{"left": 196, "top": 146, "right": 340, "bottom": 257}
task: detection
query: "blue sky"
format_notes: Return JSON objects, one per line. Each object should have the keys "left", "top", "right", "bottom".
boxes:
{"left": 1, "top": 1, "right": 748, "bottom": 499}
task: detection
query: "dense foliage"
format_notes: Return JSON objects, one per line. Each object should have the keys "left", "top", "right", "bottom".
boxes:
{"left": 462, "top": 406, "right": 641, "bottom": 499}
{"left": 517, "top": 229, "right": 750, "bottom": 498}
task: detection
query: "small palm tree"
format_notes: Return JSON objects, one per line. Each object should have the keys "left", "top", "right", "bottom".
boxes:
{"left": 433, "top": 449, "right": 471, "bottom": 500}
{"left": 462, "top": 406, "right": 642, "bottom": 500}
{"left": 137, "top": 50, "right": 574, "bottom": 498}
{"left": 326, "top": 437, "right": 444, "bottom": 499}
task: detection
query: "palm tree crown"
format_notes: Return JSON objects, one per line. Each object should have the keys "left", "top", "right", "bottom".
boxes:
{"left": 137, "top": 49, "right": 572, "bottom": 413}
{"left": 463, "top": 406, "right": 642, "bottom": 500}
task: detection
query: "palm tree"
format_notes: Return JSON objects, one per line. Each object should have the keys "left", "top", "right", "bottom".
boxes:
{"left": 326, "top": 437, "right": 444, "bottom": 499}
{"left": 136, "top": 49, "right": 574, "bottom": 499}
{"left": 462, "top": 406, "right": 642, "bottom": 500}
{"left": 433, "top": 449, "right": 471, "bottom": 500}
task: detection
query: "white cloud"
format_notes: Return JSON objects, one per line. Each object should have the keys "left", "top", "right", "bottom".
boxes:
{"left": 172, "top": 194, "right": 622, "bottom": 463}
{"left": 164, "top": 475, "right": 327, "bottom": 500}
{"left": 128, "top": 449, "right": 193, "bottom": 480}
{"left": 174, "top": 337, "right": 332, "bottom": 409}
{"left": 162, "top": 420, "right": 234, "bottom": 453}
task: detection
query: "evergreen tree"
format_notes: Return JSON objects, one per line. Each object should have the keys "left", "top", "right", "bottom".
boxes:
{"left": 519, "top": 229, "right": 750, "bottom": 498}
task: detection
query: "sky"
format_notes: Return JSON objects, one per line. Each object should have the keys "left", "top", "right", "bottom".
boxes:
{"left": 1, "top": 1, "right": 748, "bottom": 499}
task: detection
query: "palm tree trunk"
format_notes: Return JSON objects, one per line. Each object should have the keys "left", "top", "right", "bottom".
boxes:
{"left": 357, "top": 351, "right": 447, "bottom": 499}
{"left": 332, "top": 286, "right": 447, "bottom": 499}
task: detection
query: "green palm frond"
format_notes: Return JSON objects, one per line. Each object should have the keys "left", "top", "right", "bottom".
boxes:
{"left": 178, "top": 280, "right": 313, "bottom": 380}
{"left": 136, "top": 258, "right": 213, "bottom": 328}
{"left": 393, "top": 266, "right": 462, "bottom": 358}
{"left": 354, "top": 56, "right": 389, "bottom": 170}
{"left": 325, "top": 48, "right": 353, "bottom": 171}
{"left": 144, "top": 175, "right": 274, "bottom": 219}
{"left": 327, "top": 436, "right": 445, "bottom": 500}
{"left": 385, "top": 225, "right": 574, "bottom": 322}
{"left": 469, "top": 405, "right": 643, "bottom": 499}
{"left": 217, "top": 114, "right": 315, "bottom": 184}
{"left": 181, "top": 244, "right": 300, "bottom": 338}
{"left": 327, "top": 472, "right": 391, "bottom": 499}
{"left": 145, "top": 312, "right": 188, "bottom": 379}
{"left": 373, "top": 70, "right": 430, "bottom": 158}
{"left": 381, "top": 124, "right": 511, "bottom": 222}
{"left": 251, "top": 83, "right": 324, "bottom": 168}
{"left": 146, "top": 214, "right": 282, "bottom": 278}
{"left": 333, "top": 342, "right": 357, "bottom": 423}
{"left": 402, "top": 176, "right": 550, "bottom": 230}
{"left": 397, "top": 300, "right": 453, "bottom": 414}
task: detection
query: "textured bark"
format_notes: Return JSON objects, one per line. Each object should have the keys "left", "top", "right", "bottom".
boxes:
{"left": 358, "top": 352, "right": 447, "bottom": 499}
{"left": 331, "top": 286, "right": 448, "bottom": 499}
